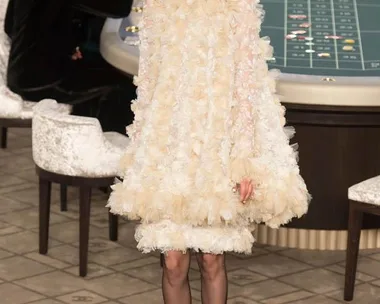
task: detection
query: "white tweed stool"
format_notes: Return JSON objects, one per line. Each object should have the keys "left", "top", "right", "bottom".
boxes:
{"left": 0, "top": 12, "right": 36, "bottom": 148}
{"left": 0, "top": 86, "right": 71, "bottom": 148}
{"left": 32, "top": 99, "right": 129, "bottom": 277}
{"left": 344, "top": 175, "right": 380, "bottom": 301}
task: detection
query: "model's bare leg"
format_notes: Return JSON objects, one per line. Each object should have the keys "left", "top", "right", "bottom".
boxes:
{"left": 196, "top": 253, "right": 227, "bottom": 304}
{"left": 162, "top": 250, "right": 191, "bottom": 304}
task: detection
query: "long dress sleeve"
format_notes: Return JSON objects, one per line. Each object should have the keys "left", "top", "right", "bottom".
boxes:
{"left": 228, "top": 0, "right": 310, "bottom": 228}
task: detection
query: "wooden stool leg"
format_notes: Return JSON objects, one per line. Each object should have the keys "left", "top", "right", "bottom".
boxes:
{"left": 79, "top": 186, "right": 92, "bottom": 277}
{"left": 344, "top": 201, "right": 363, "bottom": 301}
{"left": 109, "top": 212, "right": 118, "bottom": 241}
{"left": 1, "top": 127, "right": 7, "bottom": 149}
{"left": 60, "top": 184, "right": 68, "bottom": 211}
{"left": 39, "top": 177, "right": 52, "bottom": 254}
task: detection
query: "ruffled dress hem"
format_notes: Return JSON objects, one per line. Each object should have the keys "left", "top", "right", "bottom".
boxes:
{"left": 135, "top": 220, "right": 255, "bottom": 254}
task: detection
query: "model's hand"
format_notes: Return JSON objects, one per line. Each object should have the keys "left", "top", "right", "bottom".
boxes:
{"left": 237, "top": 179, "right": 254, "bottom": 203}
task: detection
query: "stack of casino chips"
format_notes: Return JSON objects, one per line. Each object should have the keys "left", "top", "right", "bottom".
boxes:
{"left": 124, "top": 1, "right": 143, "bottom": 46}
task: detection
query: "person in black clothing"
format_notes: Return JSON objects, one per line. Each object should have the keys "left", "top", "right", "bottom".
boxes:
{"left": 5, "top": 0, "right": 135, "bottom": 134}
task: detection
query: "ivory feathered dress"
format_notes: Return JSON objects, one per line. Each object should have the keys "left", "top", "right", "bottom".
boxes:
{"left": 107, "top": 0, "right": 311, "bottom": 254}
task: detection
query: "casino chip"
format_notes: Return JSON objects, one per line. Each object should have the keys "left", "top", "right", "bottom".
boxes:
{"left": 288, "top": 14, "right": 307, "bottom": 20}
{"left": 299, "top": 22, "right": 311, "bottom": 28}
{"left": 285, "top": 34, "right": 297, "bottom": 39}
{"left": 291, "top": 30, "right": 307, "bottom": 35}
{"left": 344, "top": 39, "right": 355, "bottom": 44}
{"left": 325, "top": 35, "right": 343, "bottom": 40}
{"left": 131, "top": 6, "right": 143, "bottom": 13}
{"left": 125, "top": 26, "right": 139, "bottom": 33}
{"left": 318, "top": 53, "right": 331, "bottom": 58}
{"left": 343, "top": 45, "right": 354, "bottom": 51}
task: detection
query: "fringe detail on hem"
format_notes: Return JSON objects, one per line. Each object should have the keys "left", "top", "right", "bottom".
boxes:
{"left": 135, "top": 220, "right": 255, "bottom": 254}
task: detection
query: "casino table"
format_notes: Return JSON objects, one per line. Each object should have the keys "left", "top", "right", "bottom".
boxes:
{"left": 100, "top": 0, "right": 380, "bottom": 250}
{"left": 262, "top": 0, "right": 380, "bottom": 106}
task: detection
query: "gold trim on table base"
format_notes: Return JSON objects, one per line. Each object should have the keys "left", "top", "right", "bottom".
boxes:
{"left": 254, "top": 225, "right": 380, "bottom": 250}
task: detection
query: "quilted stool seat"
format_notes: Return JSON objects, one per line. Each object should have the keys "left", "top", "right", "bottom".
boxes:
{"left": 345, "top": 175, "right": 380, "bottom": 301}
{"left": 32, "top": 99, "right": 129, "bottom": 276}
{"left": 348, "top": 176, "right": 380, "bottom": 206}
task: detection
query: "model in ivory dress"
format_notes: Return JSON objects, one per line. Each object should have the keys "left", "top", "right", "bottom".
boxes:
{"left": 108, "top": 0, "right": 310, "bottom": 302}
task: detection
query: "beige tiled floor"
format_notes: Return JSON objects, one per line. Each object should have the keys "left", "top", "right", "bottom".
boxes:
{"left": 0, "top": 128, "right": 379, "bottom": 303}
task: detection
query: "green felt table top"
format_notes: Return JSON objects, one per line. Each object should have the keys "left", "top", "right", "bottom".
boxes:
{"left": 261, "top": 0, "right": 380, "bottom": 77}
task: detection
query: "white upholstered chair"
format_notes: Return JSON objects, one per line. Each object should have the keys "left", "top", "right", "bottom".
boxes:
{"left": 0, "top": 86, "right": 33, "bottom": 147}
{"left": 32, "top": 99, "right": 129, "bottom": 277}
{"left": 344, "top": 176, "right": 380, "bottom": 301}
{"left": 0, "top": 87, "right": 71, "bottom": 147}
{"left": 0, "top": 4, "right": 59, "bottom": 148}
